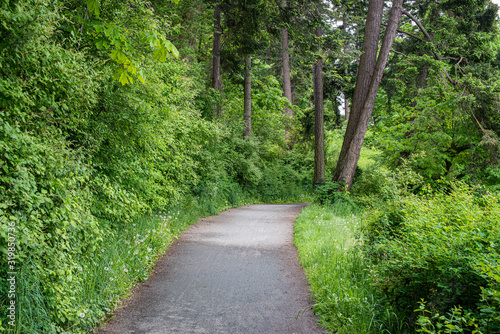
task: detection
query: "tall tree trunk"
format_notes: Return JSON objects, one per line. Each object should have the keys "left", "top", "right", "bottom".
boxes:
{"left": 282, "top": 0, "right": 293, "bottom": 138}
{"left": 333, "top": 0, "right": 404, "bottom": 190}
{"left": 244, "top": 56, "right": 252, "bottom": 137}
{"left": 314, "top": 26, "right": 325, "bottom": 184}
{"left": 342, "top": 13, "right": 350, "bottom": 121}
{"left": 212, "top": 4, "right": 222, "bottom": 116}
{"left": 344, "top": 91, "right": 350, "bottom": 120}
{"left": 333, "top": 0, "right": 384, "bottom": 188}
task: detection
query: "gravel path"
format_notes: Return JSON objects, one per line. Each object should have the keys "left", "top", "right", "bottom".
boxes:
{"left": 99, "top": 203, "right": 325, "bottom": 334}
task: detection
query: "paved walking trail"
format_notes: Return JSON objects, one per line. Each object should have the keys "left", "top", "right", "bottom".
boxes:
{"left": 99, "top": 204, "right": 325, "bottom": 334}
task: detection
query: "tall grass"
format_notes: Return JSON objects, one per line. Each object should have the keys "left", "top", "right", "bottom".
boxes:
{"left": 294, "top": 202, "right": 412, "bottom": 333}
{"left": 295, "top": 203, "right": 399, "bottom": 333}
{"left": 13, "top": 261, "right": 53, "bottom": 334}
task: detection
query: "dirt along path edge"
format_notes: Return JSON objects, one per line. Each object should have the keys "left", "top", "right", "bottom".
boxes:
{"left": 99, "top": 203, "right": 325, "bottom": 334}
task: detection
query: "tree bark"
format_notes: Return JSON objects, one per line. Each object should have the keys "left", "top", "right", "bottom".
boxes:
{"left": 314, "top": 26, "right": 325, "bottom": 184}
{"left": 344, "top": 91, "right": 350, "bottom": 120}
{"left": 212, "top": 4, "right": 222, "bottom": 116}
{"left": 244, "top": 56, "right": 252, "bottom": 137}
{"left": 342, "top": 13, "right": 350, "bottom": 121}
{"left": 282, "top": 0, "right": 293, "bottom": 138}
{"left": 333, "top": 0, "right": 404, "bottom": 190}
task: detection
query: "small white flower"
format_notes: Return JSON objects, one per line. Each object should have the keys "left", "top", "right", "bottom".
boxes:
{"left": 101, "top": 249, "right": 105, "bottom": 252}
{"left": 110, "top": 277, "right": 114, "bottom": 281}
{"left": 124, "top": 268, "right": 128, "bottom": 273}
{"left": 146, "top": 256, "right": 149, "bottom": 260}
{"left": 168, "top": 215, "right": 172, "bottom": 219}
{"left": 104, "top": 267, "right": 109, "bottom": 271}
{"left": 79, "top": 313, "right": 85, "bottom": 318}
{"left": 110, "top": 261, "right": 113, "bottom": 265}
{"left": 147, "top": 248, "right": 152, "bottom": 252}
{"left": 78, "top": 267, "right": 82, "bottom": 272}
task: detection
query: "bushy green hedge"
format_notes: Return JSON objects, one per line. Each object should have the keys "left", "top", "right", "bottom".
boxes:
{"left": 0, "top": 123, "right": 103, "bottom": 331}
{"left": 362, "top": 178, "right": 500, "bottom": 333}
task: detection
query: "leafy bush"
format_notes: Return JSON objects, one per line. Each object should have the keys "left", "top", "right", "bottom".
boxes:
{"left": 0, "top": 123, "right": 103, "bottom": 331}
{"left": 315, "top": 180, "right": 356, "bottom": 207}
{"left": 482, "top": 166, "right": 500, "bottom": 192}
{"left": 415, "top": 301, "right": 482, "bottom": 334}
{"left": 363, "top": 181, "right": 500, "bottom": 331}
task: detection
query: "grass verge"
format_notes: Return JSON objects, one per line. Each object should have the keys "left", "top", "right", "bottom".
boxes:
{"left": 294, "top": 203, "right": 379, "bottom": 333}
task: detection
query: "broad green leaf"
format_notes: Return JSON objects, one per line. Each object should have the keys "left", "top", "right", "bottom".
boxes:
{"left": 86, "top": 0, "right": 100, "bottom": 17}
{"left": 166, "top": 40, "right": 179, "bottom": 58}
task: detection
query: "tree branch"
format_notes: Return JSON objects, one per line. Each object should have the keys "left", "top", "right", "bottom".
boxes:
{"left": 391, "top": 49, "right": 407, "bottom": 57}
{"left": 402, "top": 9, "right": 433, "bottom": 42}
{"left": 382, "top": 22, "right": 425, "bottom": 42}
{"left": 402, "top": 9, "right": 459, "bottom": 89}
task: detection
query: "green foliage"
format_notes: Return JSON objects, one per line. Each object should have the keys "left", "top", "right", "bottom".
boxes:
{"left": 375, "top": 0, "right": 500, "bottom": 182}
{"left": 350, "top": 163, "right": 428, "bottom": 209}
{"left": 475, "top": 253, "right": 500, "bottom": 333}
{"left": 372, "top": 85, "right": 477, "bottom": 181}
{"left": 415, "top": 301, "right": 482, "bottom": 334}
{"left": 315, "top": 181, "right": 355, "bottom": 207}
{"left": 363, "top": 180, "right": 500, "bottom": 332}
{"left": 0, "top": 122, "right": 103, "bottom": 331}
{"left": 481, "top": 166, "right": 500, "bottom": 192}
{"left": 0, "top": 1, "right": 103, "bottom": 327}
{"left": 83, "top": 0, "right": 179, "bottom": 85}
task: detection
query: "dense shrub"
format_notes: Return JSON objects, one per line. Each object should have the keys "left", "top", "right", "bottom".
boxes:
{"left": 315, "top": 180, "right": 356, "bottom": 207}
{"left": 0, "top": 125, "right": 103, "bottom": 331}
{"left": 363, "top": 181, "right": 500, "bottom": 332}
